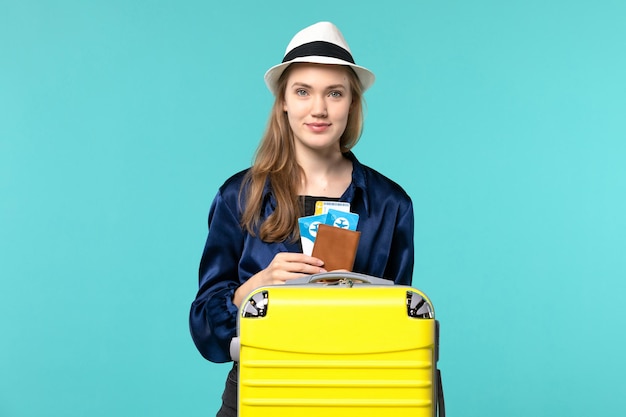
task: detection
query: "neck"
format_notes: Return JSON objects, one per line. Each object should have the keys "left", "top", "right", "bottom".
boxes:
{"left": 297, "top": 149, "right": 343, "bottom": 173}
{"left": 295, "top": 147, "right": 352, "bottom": 197}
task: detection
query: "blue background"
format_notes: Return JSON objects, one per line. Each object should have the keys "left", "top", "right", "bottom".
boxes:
{"left": 2, "top": 1, "right": 625, "bottom": 416}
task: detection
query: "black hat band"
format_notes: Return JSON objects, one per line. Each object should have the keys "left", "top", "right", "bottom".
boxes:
{"left": 282, "top": 41, "right": 355, "bottom": 64}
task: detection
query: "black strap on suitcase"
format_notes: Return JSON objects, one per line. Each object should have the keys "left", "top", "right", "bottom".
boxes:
{"left": 437, "top": 368, "right": 446, "bottom": 416}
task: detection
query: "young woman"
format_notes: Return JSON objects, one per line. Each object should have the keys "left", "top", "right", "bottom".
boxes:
{"left": 189, "top": 21, "right": 414, "bottom": 417}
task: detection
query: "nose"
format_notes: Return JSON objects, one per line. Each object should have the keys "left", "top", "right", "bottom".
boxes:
{"left": 311, "top": 95, "right": 327, "bottom": 118}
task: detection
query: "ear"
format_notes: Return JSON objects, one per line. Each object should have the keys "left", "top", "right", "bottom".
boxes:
{"left": 281, "top": 94, "right": 288, "bottom": 112}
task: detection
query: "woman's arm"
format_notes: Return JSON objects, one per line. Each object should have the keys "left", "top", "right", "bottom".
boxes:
{"left": 189, "top": 189, "right": 244, "bottom": 363}
{"left": 385, "top": 199, "right": 415, "bottom": 286}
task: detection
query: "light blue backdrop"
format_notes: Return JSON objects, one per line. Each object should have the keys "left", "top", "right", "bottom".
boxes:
{"left": 2, "top": 1, "right": 625, "bottom": 416}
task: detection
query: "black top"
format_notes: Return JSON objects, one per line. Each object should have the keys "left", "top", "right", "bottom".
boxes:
{"left": 300, "top": 195, "right": 340, "bottom": 217}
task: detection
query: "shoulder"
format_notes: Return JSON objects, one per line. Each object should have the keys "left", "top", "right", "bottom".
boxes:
{"left": 350, "top": 153, "right": 412, "bottom": 205}
{"left": 218, "top": 168, "right": 250, "bottom": 195}
{"left": 209, "top": 168, "right": 250, "bottom": 214}
{"left": 364, "top": 165, "right": 410, "bottom": 199}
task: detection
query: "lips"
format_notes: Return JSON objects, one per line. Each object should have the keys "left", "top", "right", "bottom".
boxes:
{"left": 306, "top": 122, "right": 331, "bottom": 133}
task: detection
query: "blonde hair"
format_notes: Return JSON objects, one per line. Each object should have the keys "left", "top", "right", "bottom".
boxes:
{"left": 240, "top": 64, "right": 365, "bottom": 242}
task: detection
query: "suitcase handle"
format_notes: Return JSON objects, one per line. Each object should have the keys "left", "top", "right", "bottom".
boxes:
{"left": 288, "top": 272, "right": 394, "bottom": 286}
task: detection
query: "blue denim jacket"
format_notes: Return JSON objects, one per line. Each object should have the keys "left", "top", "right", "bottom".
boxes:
{"left": 189, "top": 152, "right": 414, "bottom": 362}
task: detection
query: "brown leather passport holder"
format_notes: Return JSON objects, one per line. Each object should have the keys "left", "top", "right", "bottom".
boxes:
{"left": 311, "top": 224, "right": 361, "bottom": 272}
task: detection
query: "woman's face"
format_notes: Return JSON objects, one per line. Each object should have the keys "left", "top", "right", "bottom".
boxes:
{"left": 282, "top": 63, "right": 353, "bottom": 155}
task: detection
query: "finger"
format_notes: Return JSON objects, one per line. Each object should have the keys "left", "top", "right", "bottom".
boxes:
{"left": 286, "top": 261, "right": 327, "bottom": 275}
{"left": 275, "top": 263, "right": 327, "bottom": 279}
{"left": 274, "top": 252, "right": 325, "bottom": 267}
{"left": 281, "top": 269, "right": 325, "bottom": 282}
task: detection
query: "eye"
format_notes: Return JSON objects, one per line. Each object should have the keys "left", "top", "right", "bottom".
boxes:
{"left": 329, "top": 90, "right": 343, "bottom": 98}
{"left": 296, "top": 89, "right": 308, "bottom": 96}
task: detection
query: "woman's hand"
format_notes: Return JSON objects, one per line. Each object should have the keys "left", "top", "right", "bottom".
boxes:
{"left": 233, "top": 253, "right": 326, "bottom": 307}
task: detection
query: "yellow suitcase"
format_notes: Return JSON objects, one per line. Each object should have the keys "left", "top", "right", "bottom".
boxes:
{"left": 231, "top": 272, "right": 444, "bottom": 417}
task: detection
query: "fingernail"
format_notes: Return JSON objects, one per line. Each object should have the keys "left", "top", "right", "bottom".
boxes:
{"left": 320, "top": 268, "right": 327, "bottom": 273}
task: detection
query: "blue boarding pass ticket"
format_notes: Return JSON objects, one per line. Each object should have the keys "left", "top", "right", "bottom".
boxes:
{"left": 325, "top": 209, "right": 359, "bottom": 231}
{"left": 298, "top": 214, "right": 327, "bottom": 256}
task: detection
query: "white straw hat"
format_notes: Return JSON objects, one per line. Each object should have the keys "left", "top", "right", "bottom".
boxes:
{"left": 264, "top": 21, "right": 375, "bottom": 95}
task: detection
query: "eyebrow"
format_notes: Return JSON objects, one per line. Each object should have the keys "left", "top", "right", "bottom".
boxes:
{"left": 290, "top": 82, "right": 347, "bottom": 90}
